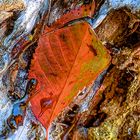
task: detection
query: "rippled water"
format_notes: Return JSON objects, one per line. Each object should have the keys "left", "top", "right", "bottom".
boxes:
{"left": 0, "top": 0, "right": 48, "bottom": 139}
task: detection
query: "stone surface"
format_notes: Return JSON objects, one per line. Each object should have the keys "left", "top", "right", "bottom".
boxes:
{"left": 0, "top": 0, "right": 24, "bottom": 11}
{"left": 0, "top": 11, "right": 14, "bottom": 40}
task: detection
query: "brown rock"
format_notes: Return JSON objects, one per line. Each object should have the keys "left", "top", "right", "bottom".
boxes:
{"left": 95, "top": 8, "right": 130, "bottom": 46}
{"left": 0, "top": 0, "right": 24, "bottom": 11}
{"left": 0, "top": 11, "right": 13, "bottom": 39}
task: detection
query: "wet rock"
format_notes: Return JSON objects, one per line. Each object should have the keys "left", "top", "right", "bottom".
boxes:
{"left": 95, "top": 8, "right": 130, "bottom": 46}
{"left": 0, "top": 11, "right": 13, "bottom": 39}
{"left": 0, "top": 0, "right": 24, "bottom": 11}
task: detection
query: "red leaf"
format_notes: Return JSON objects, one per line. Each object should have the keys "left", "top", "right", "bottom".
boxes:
{"left": 28, "top": 21, "right": 111, "bottom": 135}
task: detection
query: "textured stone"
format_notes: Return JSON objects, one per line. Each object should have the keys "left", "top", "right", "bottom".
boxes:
{"left": 0, "top": 0, "right": 24, "bottom": 11}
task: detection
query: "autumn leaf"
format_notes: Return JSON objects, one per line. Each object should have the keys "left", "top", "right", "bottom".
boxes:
{"left": 28, "top": 21, "right": 111, "bottom": 134}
